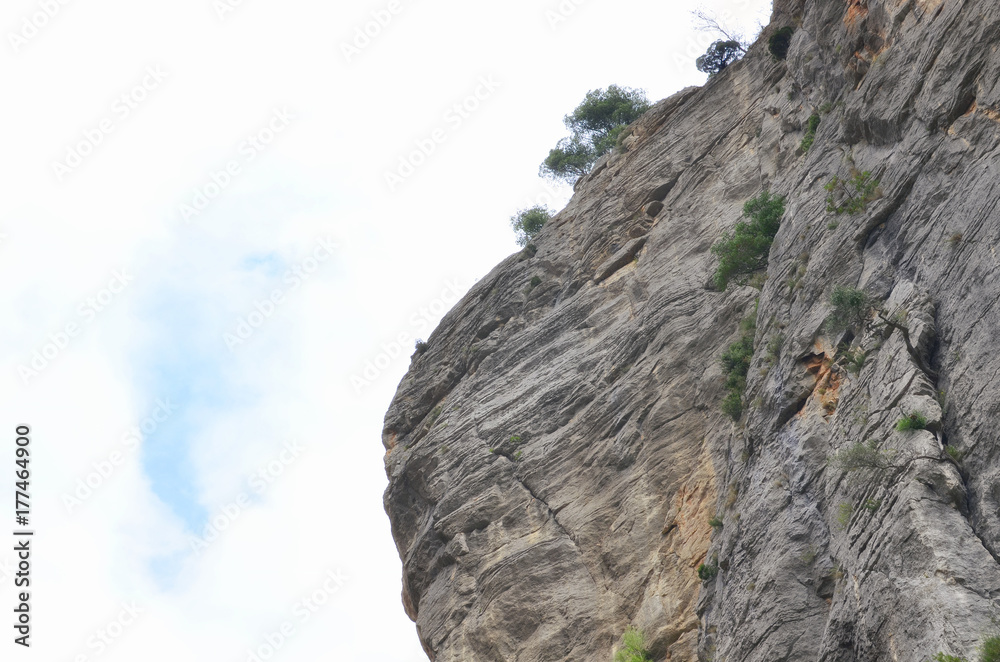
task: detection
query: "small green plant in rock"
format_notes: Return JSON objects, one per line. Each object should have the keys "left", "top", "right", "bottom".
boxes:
{"left": 414, "top": 339, "right": 430, "bottom": 354}
{"left": 934, "top": 653, "right": 967, "bottom": 662}
{"left": 712, "top": 191, "right": 786, "bottom": 290}
{"left": 826, "top": 286, "right": 873, "bottom": 333}
{"left": 980, "top": 634, "right": 1000, "bottom": 662}
{"left": 896, "top": 412, "right": 928, "bottom": 432}
{"left": 945, "top": 445, "right": 964, "bottom": 463}
{"left": 825, "top": 171, "right": 881, "bottom": 215}
{"left": 529, "top": 276, "right": 542, "bottom": 288}
{"left": 719, "top": 308, "right": 757, "bottom": 420}
{"left": 698, "top": 562, "right": 719, "bottom": 581}
{"left": 836, "top": 502, "right": 853, "bottom": 530}
{"left": 863, "top": 498, "right": 882, "bottom": 512}
{"left": 709, "top": 516, "right": 724, "bottom": 529}
{"left": 801, "top": 113, "right": 821, "bottom": 152}
{"left": 614, "top": 626, "right": 652, "bottom": 662}
{"left": 768, "top": 26, "right": 795, "bottom": 59}
{"left": 510, "top": 206, "right": 552, "bottom": 247}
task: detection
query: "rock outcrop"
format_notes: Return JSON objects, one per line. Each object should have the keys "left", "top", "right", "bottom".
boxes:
{"left": 383, "top": 1, "right": 1000, "bottom": 660}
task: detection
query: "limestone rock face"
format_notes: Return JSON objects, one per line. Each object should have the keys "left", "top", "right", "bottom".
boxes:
{"left": 383, "top": 1, "right": 1000, "bottom": 660}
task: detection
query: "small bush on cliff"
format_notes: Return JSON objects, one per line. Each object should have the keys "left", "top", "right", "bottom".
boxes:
{"left": 981, "top": 635, "right": 1000, "bottom": 662}
{"left": 896, "top": 412, "right": 928, "bottom": 432}
{"left": 801, "top": 113, "right": 821, "bottom": 152}
{"left": 697, "top": 40, "right": 744, "bottom": 76}
{"left": 712, "top": 191, "right": 786, "bottom": 290}
{"left": 720, "top": 309, "right": 757, "bottom": 420}
{"left": 769, "top": 26, "right": 795, "bottom": 59}
{"left": 825, "top": 171, "right": 881, "bottom": 215}
{"left": 614, "top": 626, "right": 652, "bottom": 662}
{"left": 825, "top": 286, "right": 872, "bottom": 333}
{"left": 540, "top": 85, "right": 651, "bottom": 182}
{"left": 510, "top": 206, "right": 552, "bottom": 246}
{"left": 698, "top": 562, "right": 719, "bottom": 581}
{"left": 933, "top": 653, "right": 966, "bottom": 662}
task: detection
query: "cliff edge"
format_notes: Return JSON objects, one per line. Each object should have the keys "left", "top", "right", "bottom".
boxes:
{"left": 383, "top": 1, "right": 1000, "bottom": 659}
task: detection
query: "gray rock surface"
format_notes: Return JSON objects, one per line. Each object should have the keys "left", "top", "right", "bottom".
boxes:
{"left": 383, "top": 1, "right": 1000, "bottom": 659}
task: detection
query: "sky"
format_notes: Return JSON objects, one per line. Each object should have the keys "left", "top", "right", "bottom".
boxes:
{"left": 0, "top": 0, "right": 771, "bottom": 660}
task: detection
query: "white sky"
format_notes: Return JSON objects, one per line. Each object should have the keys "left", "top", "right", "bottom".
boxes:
{"left": 0, "top": 0, "right": 771, "bottom": 659}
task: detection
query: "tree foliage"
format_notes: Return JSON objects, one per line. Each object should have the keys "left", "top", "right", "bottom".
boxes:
{"left": 697, "top": 40, "right": 744, "bottom": 76}
{"left": 712, "top": 191, "right": 786, "bottom": 290}
{"left": 540, "top": 85, "right": 651, "bottom": 182}
{"left": 510, "top": 205, "right": 552, "bottom": 247}
{"left": 825, "top": 286, "right": 872, "bottom": 333}
{"left": 613, "top": 626, "right": 651, "bottom": 662}
{"left": 768, "top": 27, "right": 795, "bottom": 59}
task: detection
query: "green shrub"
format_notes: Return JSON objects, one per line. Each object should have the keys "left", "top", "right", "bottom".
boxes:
{"left": 414, "top": 339, "right": 430, "bottom": 354}
{"left": 529, "top": 276, "right": 542, "bottom": 288}
{"left": 840, "top": 346, "right": 867, "bottom": 374}
{"left": 708, "top": 516, "right": 724, "bottom": 529}
{"left": 768, "top": 26, "right": 794, "bottom": 59}
{"left": 825, "top": 286, "right": 872, "bottom": 333}
{"left": 510, "top": 206, "right": 552, "bottom": 247}
{"left": 896, "top": 412, "right": 928, "bottom": 432}
{"left": 825, "top": 171, "right": 881, "bottom": 215}
{"left": 829, "top": 440, "right": 895, "bottom": 474}
{"left": 540, "top": 85, "right": 651, "bottom": 182}
{"left": 980, "top": 635, "right": 1000, "bottom": 662}
{"left": 836, "top": 502, "right": 853, "bottom": 530}
{"left": 719, "top": 309, "right": 757, "bottom": 420}
{"left": 801, "top": 113, "right": 821, "bottom": 152}
{"left": 934, "top": 653, "right": 967, "bottom": 662}
{"left": 698, "top": 562, "right": 719, "bottom": 581}
{"left": 697, "top": 40, "right": 744, "bottom": 76}
{"left": 712, "top": 191, "right": 786, "bottom": 290}
{"left": 614, "top": 626, "right": 652, "bottom": 662}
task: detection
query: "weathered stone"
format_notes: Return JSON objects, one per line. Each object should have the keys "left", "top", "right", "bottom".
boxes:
{"left": 383, "top": 1, "right": 1000, "bottom": 660}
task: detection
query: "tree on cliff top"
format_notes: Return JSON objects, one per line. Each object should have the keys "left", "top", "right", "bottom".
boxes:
{"left": 540, "top": 85, "right": 651, "bottom": 182}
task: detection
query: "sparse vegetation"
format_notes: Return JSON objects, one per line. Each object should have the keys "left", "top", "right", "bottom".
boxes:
{"left": 529, "top": 275, "right": 542, "bottom": 288}
{"left": 825, "top": 285, "right": 936, "bottom": 377}
{"left": 830, "top": 440, "right": 896, "bottom": 474}
{"left": 945, "top": 445, "right": 964, "bottom": 463}
{"left": 896, "top": 412, "right": 928, "bottom": 432}
{"left": 826, "top": 286, "right": 872, "bottom": 333}
{"left": 981, "top": 635, "right": 1000, "bottom": 662}
{"left": 614, "top": 626, "right": 652, "bottom": 662}
{"left": 801, "top": 113, "right": 821, "bottom": 152}
{"left": 510, "top": 206, "right": 552, "bottom": 247}
{"left": 768, "top": 26, "right": 795, "bottom": 59}
{"left": 825, "top": 171, "right": 881, "bottom": 215}
{"left": 836, "top": 502, "right": 853, "bottom": 530}
{"left": 838, "top": 345, "right": 867, "bottom": 375}
{"left": 540, "top": 86, "right": 651, "bottom": 182}
{"left": 709, "top": 516, "right": 724, "bottom": 529}
{"left": 933, "top": 653, "right": 966, "bottom": 662}
{"left": 712, "top": 191, "right": 786, "bottom": 290}
{"left": 720, "top": 308, "right": 758, "bottom": 420}
{"left": 698, "top": 562, "right": 719, "bottom": 581}
{"left": 863, "top": 498, "right": 882, "bottom": 512}
{"left": 414, "top": 339, "right": 430, "bottom": 354}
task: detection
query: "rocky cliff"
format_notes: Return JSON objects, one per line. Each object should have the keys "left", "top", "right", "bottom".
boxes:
{"left": 382, "top": 1, "right": 1000, "bottom": 660}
